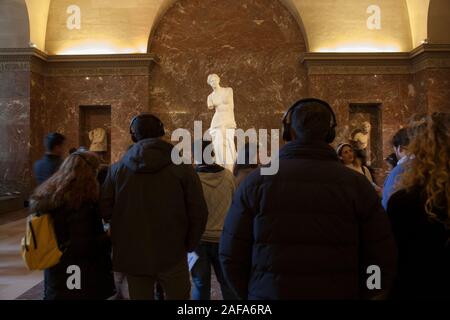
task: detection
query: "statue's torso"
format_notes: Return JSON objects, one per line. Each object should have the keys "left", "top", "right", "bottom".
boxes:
{"left": 208, "top": 87, "right": 236, "bottom": 129}
{"left": 354, "top": 132, "right": 369, "bottom": 149}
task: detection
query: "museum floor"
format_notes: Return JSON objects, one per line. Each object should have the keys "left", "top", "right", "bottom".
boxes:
{"left": 0, "top": 209, "right": 42, "bottom": 299}
{"left": 0, "top": 209, "right": 222, "bottom": 300}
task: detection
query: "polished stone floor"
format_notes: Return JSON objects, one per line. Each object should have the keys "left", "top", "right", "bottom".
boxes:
{"left": 0, "top": 209, "right": 223, "bottom": 300}
{"left": 0, "top": 209, "right": 43, "bottom": 300}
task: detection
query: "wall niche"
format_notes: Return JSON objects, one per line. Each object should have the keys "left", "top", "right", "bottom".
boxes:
{"left": 79, "top": 105, "right": 112, "bottom": 164}
{"left": 348, "top": 103, "right": 383, "bottom": 169}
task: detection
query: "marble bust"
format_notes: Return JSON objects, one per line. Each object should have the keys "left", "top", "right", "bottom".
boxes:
{"left": 352, "top": 121, "right": 371, "bottom": 165}
{"left": 207, "top": 74, "right": 237, "bottom": 171}
{"left": 88, "top": 127, "right": 107, "bottom": 152}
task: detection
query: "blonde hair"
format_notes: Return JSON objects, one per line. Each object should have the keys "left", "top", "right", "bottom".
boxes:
{"left": 396, "top": 113, "right": 450, "bottom": 224}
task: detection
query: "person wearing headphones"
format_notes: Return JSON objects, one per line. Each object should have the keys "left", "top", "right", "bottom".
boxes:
{"left": 100, "top": 113, "right": 208, "bottom": 300}
{"left": 219, "top": 98, "right": 397, "bottom": 299}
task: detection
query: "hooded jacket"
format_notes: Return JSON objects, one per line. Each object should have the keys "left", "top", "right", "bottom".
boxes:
{"left": 219, "top": 141, "right": 397, "bottom": 300}
{"left": 195, "top": 164, "right": 236, "bottom": 242}
{"left": 101, "top": 138, "right": 208, "bottom": 275}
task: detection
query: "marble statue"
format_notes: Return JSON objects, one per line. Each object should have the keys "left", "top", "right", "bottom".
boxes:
{"left": 352, "top": 121, "right": 371, "bottom": 166}
{"left": 88, "top": 127, "right": 107, "bottom": 152}
{"left": 207, "top": 74, "right": 237, "bottom": 171}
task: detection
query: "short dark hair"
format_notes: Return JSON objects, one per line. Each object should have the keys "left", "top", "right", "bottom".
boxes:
{"left": 132, "top": 114, "right": 164, "bottom": 141}
{"left": 392, "top": 128, "right": 410, "bottom": 148}
{"left": 44, "top": 133, "right": 65, "bottom": 152}
{"left": 291, "top": 102, "right": 332, "bottom": 142}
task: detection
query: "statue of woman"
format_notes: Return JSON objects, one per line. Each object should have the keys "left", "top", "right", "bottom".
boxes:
{"left": 207, "top": 74, "right": 237, "bottom": 171}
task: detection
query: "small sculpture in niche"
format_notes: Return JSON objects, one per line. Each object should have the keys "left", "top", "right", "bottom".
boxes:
{"left": 207, "top": 74, "right": 237, "bottom": 171}
{"left": 89, "top": 127, "right": 107, "bottom": 152}
{"left": 352, "top": 121, "right": 371, "bottom": 166}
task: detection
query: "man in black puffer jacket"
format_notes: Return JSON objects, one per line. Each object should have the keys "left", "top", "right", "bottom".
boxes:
{"left": 219, "top": 99, "right": 397, "bottom": 300}
{"left": 101, "top": 114, "right": 208, "bottom": 300}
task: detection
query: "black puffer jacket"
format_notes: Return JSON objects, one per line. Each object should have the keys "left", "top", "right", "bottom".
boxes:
{"left": 387, "top": 187, "right": 450, "bottom": 299}
{"left": 219, "top": 141, "right": 397, "bottom": 300}
{"left": 101, "top": 138, "right": 208, "bottom": 276}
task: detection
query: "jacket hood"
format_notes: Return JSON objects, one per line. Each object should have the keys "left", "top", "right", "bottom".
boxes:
{"left": 122, "top": 138, "right": 174, "bottom": 173}
{"left": 279, "top": 141, "right": 339, "bottom": 162}
{"left": 198, "top": 170, "right": 228, "bottom": 188}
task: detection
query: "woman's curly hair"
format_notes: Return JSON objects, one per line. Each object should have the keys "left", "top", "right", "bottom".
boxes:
{"left": 396, "top": 112, "right": 450, "bottom": 224}
{"left": 31, "top": 151, "right": 101, "bottom": 211}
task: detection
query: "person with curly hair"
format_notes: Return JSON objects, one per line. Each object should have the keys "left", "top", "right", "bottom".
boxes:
{"left": 30, "top": 151, "right": 115, "bottom": 300}
{"left": 387, "top": 112, "right": 450, "bottom": 299}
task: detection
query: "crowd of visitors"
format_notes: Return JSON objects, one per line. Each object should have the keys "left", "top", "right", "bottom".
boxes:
{"left": 31, "top": 99, "right": 449, "bottom": 300}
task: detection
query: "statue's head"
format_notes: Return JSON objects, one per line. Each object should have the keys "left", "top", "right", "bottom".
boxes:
{"left": 362, "top": 121, "right": 371, "bottom": 133}
{"left": 207, "top": 74, "right": 220, "bottom": 88}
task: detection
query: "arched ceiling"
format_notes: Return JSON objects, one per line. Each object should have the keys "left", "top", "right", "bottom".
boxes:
{"left": 1, "top": 0, "right": 449, "bottom": 54}
{"left": 427, "top": 0, "right": 450, "bottom": 45}
{"left": 25, "top": 0, "right": 51, "bottom": 50}
{"left": 406, "top": 0, "right": 430, "bottom": 48}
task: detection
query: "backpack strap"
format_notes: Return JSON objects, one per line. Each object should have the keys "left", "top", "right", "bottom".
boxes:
{"left": 28, "top": 219, "right": 38, "bottom": 250}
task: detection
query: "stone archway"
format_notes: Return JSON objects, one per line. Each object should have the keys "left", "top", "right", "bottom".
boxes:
{"left": 148, "top": 0, "right": 308, "bottom": 134}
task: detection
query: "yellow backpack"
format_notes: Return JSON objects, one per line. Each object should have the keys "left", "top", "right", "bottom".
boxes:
{"left": 21, "top": 213, "right": 63, "bottom": 270}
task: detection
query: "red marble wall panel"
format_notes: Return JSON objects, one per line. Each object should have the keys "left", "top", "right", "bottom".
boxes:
{"left": 30, "top": 71, "right": 46, "bottom": 187}
{"left": 0, "top": 67, "right": 30, "bottom": 195}
{"left": 308, "top": 73, "right": 424, "bottom": 183}
{"left": 422, "top": 69, "right": 450, "bottom": 113}
{"left": 37, "top": 75, "right": 149, "bottom": 164}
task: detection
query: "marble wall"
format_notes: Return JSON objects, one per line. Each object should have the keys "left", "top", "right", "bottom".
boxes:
{"left": 0, "top": 63, "right": 30, "bottom": 195}
{"left": 33, "top": 74, "right": 149, "bottom": 165}
{"left": 1, "top": 2, "right": 449, "bottom": 196}
{"left": 420, "top": 69, "right": 450, "bottom": 113}
{"left": 309, "top": 73, "right": 425, "bottom": 183}
{"left": 310, "top": 73, "right": 422, "bottom": 151}
{"left": 148, "top": 0, "right": 308, "bottom": 135}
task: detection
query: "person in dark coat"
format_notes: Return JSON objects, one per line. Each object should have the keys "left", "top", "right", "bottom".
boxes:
{"left": 101, "top": 113, "right": 208, "bottom": 300}
{"left": 30, "top": 151, "right": 115, "bottom": 300}
{"left": 219, "top": 98, "right": 397, "bottom": 300}
{"left": 387, "top": 112, "right": 450, "bottom": 299}
{"left": 33, "top": 133, "right": 66, "bottom": 185}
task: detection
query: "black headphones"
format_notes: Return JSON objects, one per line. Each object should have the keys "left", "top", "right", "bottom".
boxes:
{"left": 282, "top": 98, "right": 337, "bottom": 143}
{"left": 129, "top": 113, "right": 165, "bottom": 143}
